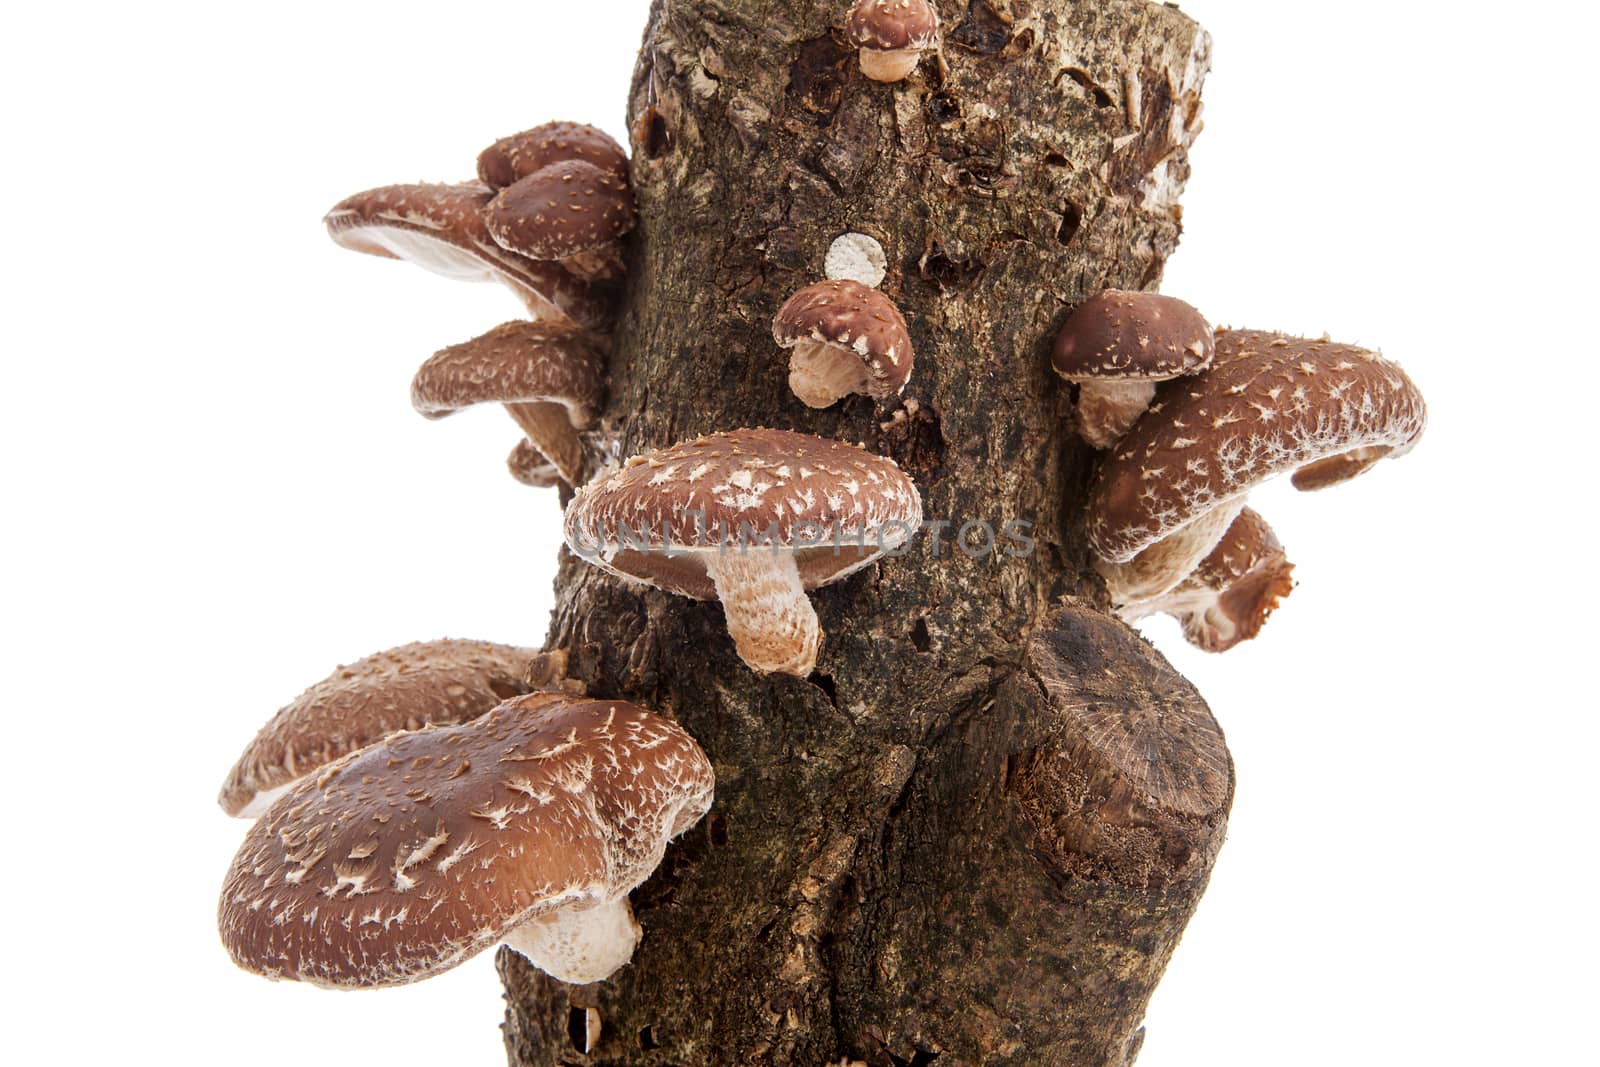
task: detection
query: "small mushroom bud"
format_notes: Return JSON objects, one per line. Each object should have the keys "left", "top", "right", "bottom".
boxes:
{"left": 323, "top": 182, "right": 613, "bottom": 331}
{"left": 1088, "top": 329, "right": 1426, "bottom": 605}
{"left": 485, "top": 160, "right": 636, "bottom": 283}
{"left": 563, "top": 429, "right": 922, "bottom": 677}
{"left": 772, "top": 279, "right": 914, "bottom": 408}
{"left": 477, "top": 121, "right": 629, "bottom": 189}
{"left": 1052, "top": 290, "right": 1215, "bottom": 449}
{"left": 1121, "top": 507, "right": 1296, "bottom": 652}
{"left": 411, "top": 320, "right": 606, "bottom": 489}
{"left": 846, "top": 0, "right": 941, "bottom": 83}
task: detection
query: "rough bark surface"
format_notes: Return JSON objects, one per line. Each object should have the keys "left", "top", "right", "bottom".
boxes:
{"left": 502, "top": 2, "right": 1229, "bottom": 1064}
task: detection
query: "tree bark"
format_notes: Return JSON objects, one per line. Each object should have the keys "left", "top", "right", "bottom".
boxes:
{"left": 501, "top": 1, "right": 1229, "bottom": 1063}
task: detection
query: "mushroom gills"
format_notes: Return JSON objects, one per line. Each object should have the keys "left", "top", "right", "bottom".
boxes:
{"left": 703, "top": 548, "right": 821, "bottom": 676}
{"left": 506, "top": 401, "right": 587, "bottom": 486}
{"left": 502, "top": 895, "right": 642, "bottom": 985}
{"left": 1098, "top": 498, "right": 1246, "bottom": 605}
{"left": 788, "top": 340, "right": 875, "bottom": 409}
{"left": 1076, "top": 378, "right": 1160, "bottom": 450}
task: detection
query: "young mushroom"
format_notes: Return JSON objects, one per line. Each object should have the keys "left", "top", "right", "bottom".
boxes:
{"left": 1121, "top": 507, "right": 1296, "bottom": 652}
{"left": 1052, "top": 290, "right": 1215, "bottom": 449}
{"left": 563, "top": 428, "right": 922, "bottom": 677}
{"left": 219, "top": 691, "right": 714, "bottom": 987}
{"left": 507, "top": 437, "right": 563, "bottom": 489}
{"left": 1087, "top": 328, "right": 1427, "bottom": 605}
{"left": 485, "top": 160, "right": 636, "bottom": 283}
{"left": 477, "top": 121, "right": 630, "bottom": 189}
{"left": 411, "top": 320, "right": 607, "bottom": 488}
{"left": 772, "top": 279, "right": 914, "bottom": 409}
{"left": 324, "top": 182, "right": 614, "bottom": 332}
{"left": 217, "top": 639, "right": 544, "bottom": 819}
{"left": 845, "top": 0, "right": 940, "bottom": 83}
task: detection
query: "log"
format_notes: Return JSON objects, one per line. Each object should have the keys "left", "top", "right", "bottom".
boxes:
{"left": 502, "top": 2, "right": 1230, "bottom": 1063}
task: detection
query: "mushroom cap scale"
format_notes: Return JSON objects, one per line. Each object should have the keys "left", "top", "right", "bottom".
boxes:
{"left": 1052, "top": 290, "right": 1214, "bottom": 381}
{"left": 1087, "top": 329, "right": 1426, "bottom": 563}
{"left": 772, "top": 279, "right": 915, "bottom": 400}
{"left": 218, "top": 692, "right": 713, "bottom": 989}
{"left": 478, "top": 121, "right": 629, "bottom": 189}
{"left": 564, "top": 428, "right": 922, "bottom": 601}
{"left": 217, "top": 639, "right": 538, "bottom": 819}
{"left": 323, "top": 182, "right": 612, "bottom": 332}
{"left": 411, "top": 321, "right": 606, "bottom": 429}
{"left": 485, "top": 160, "right": 636, "bottom": 262}
{"left": 846, "top": 0, "right": 940, "bottom": 51}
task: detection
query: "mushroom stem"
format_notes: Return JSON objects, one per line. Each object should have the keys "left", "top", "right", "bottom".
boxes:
{"left": 505, "top": 401, "right": 587, "bottom": 487}
{"left": 788, "top": 340, "right": 874, "bottom": 409}
{"left": 1076, "top": 379, "right": 1159, "bottom": 449}
{"left": 503, "top": 895, "right": 642, "bottom": 985}
{"left": 858, "top": 47, "right": 922, "bottom": 82}
{"left": 703, "top": 547, "right": 821, "bottom": 677}
{"left": 1097, "top": 499, "right": 1245, "bottom": 605}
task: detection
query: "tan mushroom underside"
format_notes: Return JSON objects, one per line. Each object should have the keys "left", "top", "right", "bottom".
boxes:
{"left": 505, "top": 401, "right": 588, "bottom": 487}
{"left": 1075, "top": 379, "right": 1160, "bottom": 450}
{"left": 858, "top": 46, "right": 923, "bottom": 82}
{"left": 787, "top": 340, "right": 875, "bottom": 409}
{"left": 1097, "top": 498, "right": 1245, "bottom": 605}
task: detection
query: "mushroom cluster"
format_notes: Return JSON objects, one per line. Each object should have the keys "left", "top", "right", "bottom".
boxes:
{"left": 325, "top": 121, "right": 635, "bottom": 490}
{"left": 1056, "top": 295, "right": 1427, "bottom": 649}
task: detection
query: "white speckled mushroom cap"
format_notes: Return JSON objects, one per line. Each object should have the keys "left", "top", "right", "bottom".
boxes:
{"left": 846, "top": 0, "right": 940, "bottom": 51}
{"left": 486, "top": 160, "right": 636, "bottom": 261}
{"left": 563, "top": 428, "right": 923, "bottom": 600}
{"left": 478, "top": 121, "right": 629, "bottom": 189}
{"left": 323, "top": 182, "right": 612, "bottom": 332}
{"left": 218, "top": 692, "right": 713, "bottom": 988}
{"left": 218, "top": 639, "right": 538, "bottom": 818}
{"left": 1052, "top": 290, "right": 1214, "bottom": 381}
{"left": 411, "top": 321, "right": 606, "bottom": 429}
{"left": 772, "top": 280, "right": 915, "bottom": 399}
{"left": 1087, "top": 329, "right": 1427, "bottom": 562}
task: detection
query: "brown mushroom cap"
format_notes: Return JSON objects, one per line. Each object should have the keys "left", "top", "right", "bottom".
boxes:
{"left": 217, "top": 640, "right": 538, "bottom": 818}
{"left": 485, "top": 160, "right": 636, "bottom": 262}
{"left": 323, "top": 182, "right": 613, "bottom": 332}
{"left": 1126, "top": 507, "right": 1296, "bottom": 653}
{"left": 478, "top": 122, "right": 629, "bottom": 189}
{"left": 218, "top": 692, "right": 714, "bottom": 988}
{"left": 412, "top": 321, "right": 605, "bottom": 429}
{"left": 564, "top": 428, "right": 923, "bottom": 600}
{"left": 1087, "top": 328, "right": 1427, "bottom": 563}
{"left": 1052, "top": 290, "right": 1214, "bottom": 381}
{"left": 772, "top": 279, "right": 914, "bottom": 402}
{"left": 846, "top": 0, "right": 940, "bottom": 51}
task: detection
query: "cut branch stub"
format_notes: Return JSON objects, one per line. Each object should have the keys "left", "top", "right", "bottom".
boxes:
{"left": 1021, "top": 600, "right": 1232, "bottom": 870}
{"left": 216, "top": 638, "right": 544, "bottom": 818}
{"left": 1088, "top": 328, "right": 1426, "bottom": 602}
{"left": 563, "top": 428, "right": 921, "bottom": 676}
{"left": 324, "top": 182, "right": 614, "bottom": 332}
{"left": 1123, "top": 506, "right": 1296, "bottom": 652}
{"left": 411, "top": 320, "right": 607, "bottom": 488}
{"left": 219, "top": 692, "right": 714, "bottom": 988}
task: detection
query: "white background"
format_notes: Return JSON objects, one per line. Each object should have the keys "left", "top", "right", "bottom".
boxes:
{"left": 4, "top": 1, "right": 1594, "bottom": 1063}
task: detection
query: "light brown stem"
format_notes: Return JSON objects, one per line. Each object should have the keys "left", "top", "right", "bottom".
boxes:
{"left": 702, "top": 548, "right": 820, "bottom": 677}
{"left": 505, "top": 401, "right": 586, "bottom": 487}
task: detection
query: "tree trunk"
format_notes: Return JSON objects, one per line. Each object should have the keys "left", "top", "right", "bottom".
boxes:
{"left": 501, "top": 1, "right": 1229, "bottom": 1064}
